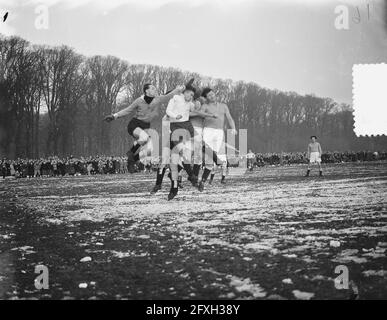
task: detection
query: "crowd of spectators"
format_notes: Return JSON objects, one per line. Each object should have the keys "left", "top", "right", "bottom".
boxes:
{"left": 247, "top": 151, "right": 386, "bottom": 168}
{"left": 0, "top": 156, "right": 136, "bottom": 179}
{"left": 1, "top": 151, "right": 386, "bottom": 179}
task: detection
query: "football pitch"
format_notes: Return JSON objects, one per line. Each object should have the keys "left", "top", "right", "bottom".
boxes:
{"left": 0, "top": 162, "right": 386, "bottom": 300}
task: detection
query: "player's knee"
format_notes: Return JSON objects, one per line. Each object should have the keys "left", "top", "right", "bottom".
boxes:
{"left": 135, "top": 129, "right": 150, "bottom": 145}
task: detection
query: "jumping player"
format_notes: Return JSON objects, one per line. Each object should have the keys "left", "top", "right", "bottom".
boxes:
{"left": 198, "top": 88, "right": 237, "bottom": 191}
{"left": 104, "top": 83, "right": 186, "bottom": 173}
{"left": 150, "top": 113, "right": 185, "bottom": 194}
{"left": 305, "top": 135, "right": 323, "bottom": 177}
{"left": 190, "top": 95, "right": 208, "bottom": 181}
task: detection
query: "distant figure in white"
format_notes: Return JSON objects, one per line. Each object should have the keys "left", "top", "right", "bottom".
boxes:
{"left": 305, "top": 135, "right": 323, "bottom": 177}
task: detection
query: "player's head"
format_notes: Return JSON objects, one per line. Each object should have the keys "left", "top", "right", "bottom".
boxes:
{"left": 143, "top": 83, "right": 158, "bottom": 97}
{"left": 310, "top": 135, "right": 317, "bottom": 142}
{"left": 183, "top": 85, "right": 196, "bottom": 102}
{"left": 201, "top": 87, "right": 216, "bottom": 103}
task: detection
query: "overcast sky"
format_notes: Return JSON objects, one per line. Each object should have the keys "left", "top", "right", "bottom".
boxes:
{"left": 1, "top": 0, "right": 386, "bottom": 134}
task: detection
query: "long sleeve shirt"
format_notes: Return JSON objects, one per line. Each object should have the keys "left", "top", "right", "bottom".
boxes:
{"left": 113, "top": 88, "right": 182, "bottom": 123}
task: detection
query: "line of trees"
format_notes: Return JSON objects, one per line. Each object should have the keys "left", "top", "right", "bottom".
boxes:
{"left": 0, "top": 34, "right": 386, "bottom": 159}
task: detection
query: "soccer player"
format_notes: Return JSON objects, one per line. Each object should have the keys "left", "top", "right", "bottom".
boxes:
{"left": 190, "top": 96, "right": 208, "bottom": 181}
{"left": 246, "top": 149, "right": 256, "bottom": 171}
{"left": 104, "top": 83, "right": 186, "bottom": 173}
{"left": 198, "top": 88, "right": 237, "bottom": 191}
{"left": 166, "top": 85, "right": 216, "bottom": 200}
{"left": 305, "top": 135, "right": 323, "bottom": 177}
{"left": 150, "top": 113, "right": 185, "bottom": 194}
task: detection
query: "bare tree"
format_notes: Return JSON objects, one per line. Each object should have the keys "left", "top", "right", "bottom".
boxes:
{"left": 85, "top": 55, "right": 128, "bottom": 155}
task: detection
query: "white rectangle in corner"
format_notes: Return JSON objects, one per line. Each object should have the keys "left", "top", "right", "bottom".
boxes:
{"left": 353, "top": 63, "right": 387, "bottom": 136}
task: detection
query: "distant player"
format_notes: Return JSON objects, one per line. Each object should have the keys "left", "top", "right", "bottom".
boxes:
{"left": 198, "top": 88, "right": 237, "bottom": 191}
{"left": 305, "top": 135, "right": 323, "bottom": 177}
{"left": 246, "top": 149, "right": 255, "bottom": 171}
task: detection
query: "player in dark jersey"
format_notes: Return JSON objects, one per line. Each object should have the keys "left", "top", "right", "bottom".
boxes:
{"left": 104, "top": 83, "right": 185, "bottom": 173}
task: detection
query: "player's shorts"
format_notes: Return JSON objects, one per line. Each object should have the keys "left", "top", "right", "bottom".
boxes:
{"left": 127, "top": 118, "right": 150, "bottom": 137}
{"left": 193, "top": 126, "right": 203, "bottom": 139}
{"left": 203, "top": 127, "right": 227, "bottom": 163}
{"left": 309, "top": 152, "right": 322, "bottom": 164}
{"left": 170, "top": 121, "right": 196, "bottom": 150}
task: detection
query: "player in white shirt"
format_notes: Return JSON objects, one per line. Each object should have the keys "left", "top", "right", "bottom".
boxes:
{"left": 166, "top": 85, "right": 216, "bottom": 200}
{"left": 150, "top": 114, "right": 185, "bottom": 194}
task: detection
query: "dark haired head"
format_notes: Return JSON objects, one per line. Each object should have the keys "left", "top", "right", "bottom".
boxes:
{"left": 193, "top": 88, "right": 202, "bottom": 100}
{"left": 310, "top": 135, "right": 317, "bottom": 139}
{"left": 143, "top": 83, "right": 152, "bottom": 94}
{"left": 201, "top": 87, "right": 213, "bottom": 98}
{"left": 184, "top": 85, "right": 196, "bottom": 94}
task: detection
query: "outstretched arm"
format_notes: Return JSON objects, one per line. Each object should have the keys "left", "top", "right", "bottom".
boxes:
{"left": 104, "top": 99, "right": 138, "bottom": 122}
{"left": 153, "top": 85, "right": 185, "bottom": 106}
{"left": 189, "top": 110, "right": 216, "bottom": 118}
{"left": 189, "top": 101, "right": 216, "bottom": 118}
{"left": 145, "top": 86, "right": 185, "bottom": 121}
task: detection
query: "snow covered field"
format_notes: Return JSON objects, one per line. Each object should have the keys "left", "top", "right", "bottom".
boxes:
{"left": 0, "top": 162, "right": 386, "bottom": 299}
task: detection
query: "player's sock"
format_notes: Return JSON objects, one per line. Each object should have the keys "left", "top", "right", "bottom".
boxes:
{"left": 209, "top": 173, "right": 215, "bottom": 185}
{"left": 221, "top": 175, "right": 226, "bottom": 184}
{"left": 177, "top": 176, "right": 183, "bottom": 188}
{"left": 213, "top": 152, "right": 220, "bottom": 166}
{"left": 168, "top": 180, "right": 179, "bottom": 201}
{"left": 184, "top": 163, "right": 198, "bottom": 186}
{"left": 193, "top": 164, "right": 201, "bottom": 177}
{"left": 198, "top": 168, "right": 212, "bottom": 192}
{"left": 130, "top": 143, "right": 141, "bottom": 155}
{"left": 319, "top": 170, "right": 323, "bottom": 176}
{"left": 305, "top": 169, "right": 310, "bottom": 177}
{"left": 131, "top": 143, "right": 142, "bottom": 162}
{"left": 155, "top": 168, "right": 166, "bottom": 185}
{"left": 127, "top": 144, "right": 141, "bottom": 173}
{"left": 201, "top": 168, "right": 211, "bottom": 182}
{"left": 127, "top": 155, "right": 136, "bottom": 174}
{"left": 183, "top": 163, "right": 193, "bottom": 177}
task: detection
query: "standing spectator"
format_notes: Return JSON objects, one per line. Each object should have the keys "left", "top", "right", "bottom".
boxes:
{"left": 1, "top": 159, "right": 7, "bottom": 179}
{"left": 246, "top": 149, "right": 255, "bottom": 171}
{"left": 87, "top": 162, "right": 93, "bottom": 175}
{"left": 34, "top": 161, "right": 41, "bottom": 177}
{"left": 10, "top": 161, "right": 15, "bottom": 177}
